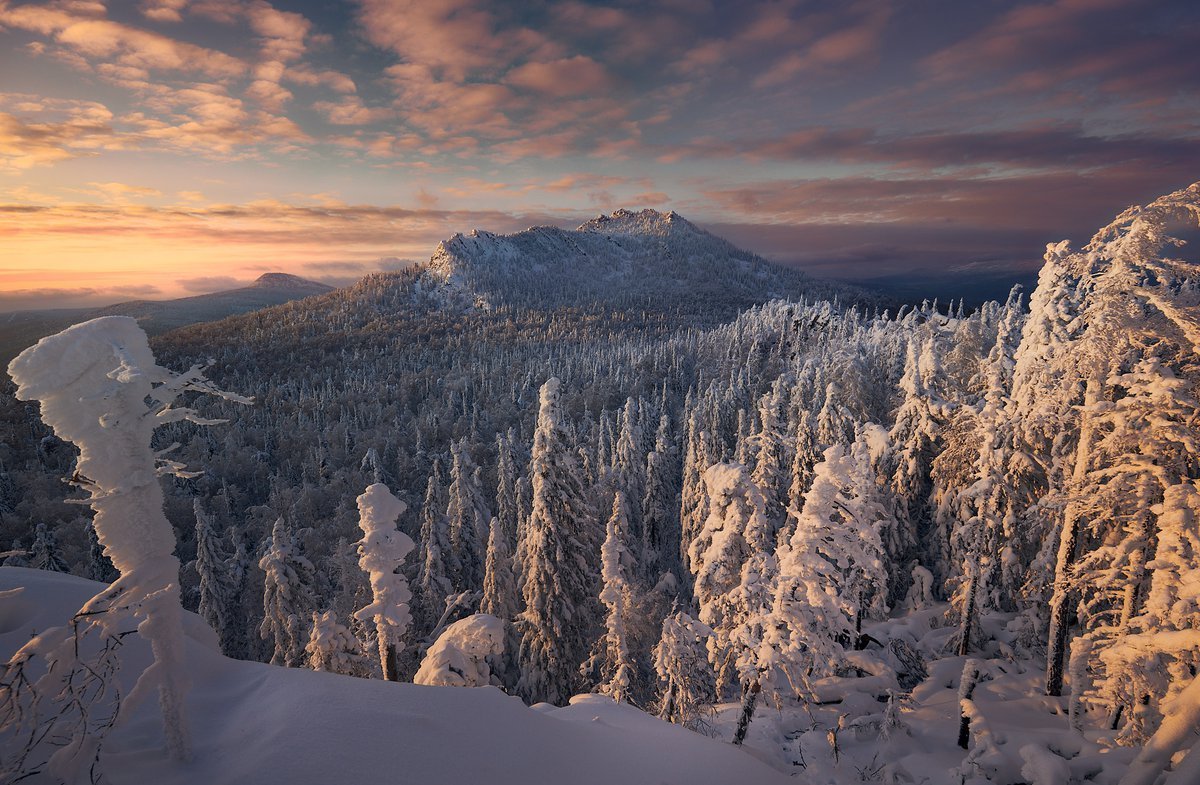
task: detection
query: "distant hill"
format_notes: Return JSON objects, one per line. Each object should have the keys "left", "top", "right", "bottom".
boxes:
{"left": 0, "top": 273, "right": 332, "bottom": 364}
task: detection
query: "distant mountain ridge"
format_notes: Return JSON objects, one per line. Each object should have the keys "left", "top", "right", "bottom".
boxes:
{"left": 414, "top": 208, "right": 868, "bottom": 317}
{"left": 1, "top": 273, "right": 332, "bottom": 363}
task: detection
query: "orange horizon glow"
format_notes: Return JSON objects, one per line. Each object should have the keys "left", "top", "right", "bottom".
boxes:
{"left": 2, "top": 0, "right": 1197, "bottom": 310}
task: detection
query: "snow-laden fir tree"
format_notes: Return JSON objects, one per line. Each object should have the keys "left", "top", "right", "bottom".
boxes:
{"left": 194, "top": 499, "right": 237, "bottom": 655}
{"left": 944, "top": 289, "right": 1027, "bottom": 654}
{"left": 495, "top": 430, "right": 520, "bottom": 545}
{"left": 415, "top": 614, "right": 506, "bottom": 688}
{"left": 480, "top": 517, "right": 521, "bottom": 689}
{"left": 259, "top": 516, "right": 317, "bottom": 668}
{"left": 887, "top": 334, "right": 948, "bottom": 599}
{"left": 767, "top": 427, "right": 890, "bottom": 698}
{"left": 613, "top": 396, "right": 646, "bottom": 539}
{"left": 446, "top": 438, "right": 489, "bottom": 593}
{"left": 748, "top": 378, "right": 788, "bottom": 534}
{"left": 641, "top": 413, "right": 678, "bottom": 584}
{"left": 584, "top": 491, "right": 640, "bottom": 704}
{"left": 30, "top": 522, "right": 68, "bottom": 573}
{"left": 517, "top": 378, "right": 596, "bottom": 706}
{"left": 416, "top": 461, "right": 452, "bottom": 635}
{"left": 688, "top": 462, "right": 772, "bottom": 698}
{"left": 306, "top": 609, "right": 370, "bottom": 676}
{"left": 353, "top": 483, "right": 415, "bottom": 682}
{"left": 653, "top": 608, "right": 716, "bottom": 729}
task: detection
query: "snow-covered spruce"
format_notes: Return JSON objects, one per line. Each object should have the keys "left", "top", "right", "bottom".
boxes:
{"left": 415, "top": 613, "right": 505, "bottom": 688}
{"left": 353, "top": 482, "right": 415, "bottom": 681}
{"left": 4, "top": 316, "right": 248, "bottom": 770}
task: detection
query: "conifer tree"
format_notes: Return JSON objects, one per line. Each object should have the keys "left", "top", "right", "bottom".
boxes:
{"left": 654, "top": 608, "right": 716, "bottom": 728}
{"left": 354, "top": 483, "right": 415, "bottom": 681}
{"left": 584, "top": 492, "right": 640, "bottom": 704}
{"left": 480, "top": 518, "right": 521, "bottom": 689}
{"left": 194, "top": 499, "right": 236, "bottom": 653}
{"left": 30, "top": 522, "right": 68, "bottom": 573}
{"left": 259, "top": 516, "right": 316, "bottom": 668}
{"left": 517, "top": 378, "right": 596, "bottom": 706}
{"left": 446, "top": 439, "right": 488, "bottom": 593}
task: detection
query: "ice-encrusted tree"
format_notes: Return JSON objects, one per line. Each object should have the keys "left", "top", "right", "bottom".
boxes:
{"left": 495, "top": 430, "right": 520, "bottom": 545}
{"left": 653, "top": 609, "right": 716, "bottom": 728}
{"left": 259, "top": 516, "right": 317, "bottom": 668}
{"left": 194, "top": 499, "right": 237, "bottom": 654}
{"left": 613, "top": 396, "right": 646, "bottom": 537}
{"left": 888, "top": 334, "right": 948, "bottom": 591}
{"left": 748, "top": 379, "right": 788, "bottom": 533}
{"left": 3, "top": 316, "right": 249, "bottom": 770}
{"left": 415, "top": 614, "right": 506, "bottom": 688}
{"left": 416, "top": 461, "right": 452, "bottom": 634}
{"left": 767, "top": 429, "right": 890, "bottom": 701}
{"left": 306, "top": 609, "right": 370, "bottom": 676}
{"left": 446, "top": 439, "right": 489, "bottom": 593}
{"left": 584, "top": 492, "right": 640, "bottom": 704}
{"left": 517, "top": 378, "right": 596, "bottom": 706}
{"left": 688, "top": 462, "right": 773, "bottom": 698}
{"left": 642, "top": 413, "right": 677, "bottom": 583}
{"left": 30, "top": 522, "right": 68, "bottom": 573}
{"left": 479, "top": 518, "right": 520, "bottom": 688}
{"left": 353, "top": 483, "right": 415, "bottom": 682}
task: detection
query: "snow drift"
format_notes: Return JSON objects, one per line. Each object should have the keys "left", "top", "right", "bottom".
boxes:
{"left": 0, "top": 567, "right": 789, "bottom": 784}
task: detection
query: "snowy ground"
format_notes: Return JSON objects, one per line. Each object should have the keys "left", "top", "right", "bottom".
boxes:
{"left": 0, "top": 567, "right": 790, "bottom": 785}
{"left": 708, "top": 606, "right": 1139, "bottom": 784}
{"left": 1, "top": 567, "right": 1149, "bottom": 784}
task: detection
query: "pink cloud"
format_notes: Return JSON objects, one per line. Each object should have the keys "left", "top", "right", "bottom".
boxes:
{"left": 0, "top": 4, "right": 245, "bottom": 79}
{"left": 506, "top": 56, "right": 614, "bottom": 98}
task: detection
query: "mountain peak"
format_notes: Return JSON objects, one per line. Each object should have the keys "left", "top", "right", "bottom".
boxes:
{"left": 577, "top": 208, "right": 700, "bottom": 238}
{"left": 251, "top": 273, "right": 331, "bottom": 292}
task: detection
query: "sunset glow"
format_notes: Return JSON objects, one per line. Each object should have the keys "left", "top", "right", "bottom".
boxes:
{"left": 2, "top": 0, "right": 1197, "bottom": 309}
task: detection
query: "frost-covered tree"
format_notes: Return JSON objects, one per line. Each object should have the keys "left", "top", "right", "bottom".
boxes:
{"left": 260, "top": 516, "right": 317, "bottom": 668}
{"left": 688, "top": 462, "right": 773, "bottom": 698}
{"left": 613, "top": 396, "right": 646, "bottom": 537}
{"left": 517, "top": 378, "right": 596, "bottom": 706}
{"left": 748, "top": 379, "right": 787, "bottom": 532}
{"left": 768, "top": 430, "right": 890, "bottom": 697}
{"left": 653, "top": 609, "right": 716, "bottom": 729}
{"left": 29, "top": 522, "right": 68, "bottom": 573}
{"left": 416, "top": 462, "right": 452, "bottom": 634}
{"left": 480, "top": 518, "right": 521, "bottom": 689}
{"left": 4, "top": 316, "right": 248, "bottom": 767}
{"left": 888, "top": 334, "right": 948, "bottom": 594}
{"left": 353, "top": 483, "right": 415, "bottom": 681}
{"left": 446, "top": 439, "right": 489, "bottom": 593}
{"left": 415, "top": 613, "right": 505, "bottom": 688}
{"left": 306, "top": 609, "right": 370, "bottom": 676}
{"left": 584, "top": 492, "right": 640, "bottom": 704}
{"left": 642, "top": 414, "right": 678, "bottom": 583}
{"left": 194, "top": 499, "right": 237, "bottom": 654}
{"left": 495, "top": 430, "right": 520, "bottom": 545}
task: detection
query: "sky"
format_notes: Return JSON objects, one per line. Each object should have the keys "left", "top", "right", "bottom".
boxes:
{"left": 1, "top": 0, "right": 1198, "bottom": 310}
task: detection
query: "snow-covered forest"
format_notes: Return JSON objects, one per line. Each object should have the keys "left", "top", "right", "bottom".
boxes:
{"left": 3, "top": 184, "right": 1200, "bottom": 784}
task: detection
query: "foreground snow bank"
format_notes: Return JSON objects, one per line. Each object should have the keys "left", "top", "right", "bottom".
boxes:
{"left": 0, "top": 567, "right": 788, "bottom": 785}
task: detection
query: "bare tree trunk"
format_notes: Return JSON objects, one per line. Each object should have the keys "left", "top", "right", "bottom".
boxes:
{"left": 382, "top": 640, "right": 400, "bottom": 682}
{"left": 732, "top": 680, "right": 759, "bottom": 746}
{"left": 957, "top": 568, "right": 977, "bottom": 657}
{"left": 1046, "top": 378, "right": 1101, "bottom": 697}
{"left": 958, "top": 660, "right": 980, "bottom": 749}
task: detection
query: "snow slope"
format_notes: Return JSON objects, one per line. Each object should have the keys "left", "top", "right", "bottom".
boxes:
{"left": 0, "top": 567, "right": 789, "bottom": 785}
